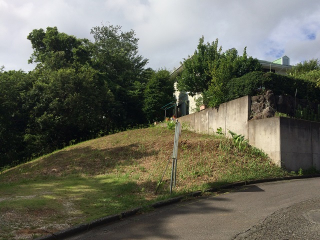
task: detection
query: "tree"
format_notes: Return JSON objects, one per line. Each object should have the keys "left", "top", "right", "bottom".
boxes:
{"left": 90, "top": 24, "right": 149, "bottom": 127}
{"left": 24, "top": 66, "right": 115, "bottom": 156}
{"left": 0, "top": 24, "right": 153, "bottom": 167}
{"left": 25, "top": 26, "right": 119, "bottom": 156}
{"left": 287, "top": 59, "right": 320, "bottom": 87}
{"left": 143, "top": 69, "right": 175, "bottom": 122}
{"left": 205, "top": 47, "right": 262, "bottom": 107}
{"left": 177, "top": 37, "right": 222, "bottom": 95}
{"left": 27, "top": 27, "right": 92, "bottom": 70}
{"left": 176, "top": 37, "right": 261, "bottom": 107}
{"left": 0, "top": 70, "right": 32, "bottom": 167}
{"left": 288, "top": 59, "right": 320, "bottom": 77}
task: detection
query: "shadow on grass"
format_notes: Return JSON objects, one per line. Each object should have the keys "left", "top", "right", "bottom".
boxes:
{"left": 0, "top": 143, "right": 160, "bottom": 180}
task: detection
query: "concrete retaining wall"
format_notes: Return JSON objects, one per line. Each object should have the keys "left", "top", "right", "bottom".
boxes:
{"left": 178, "top": 96, "right": 320, "bottom": 171}
{"left": 248, "top": 118, "right": 281, "bottom": 167}
{"left": 280, "top": 118, "right": 320, "bottom": 171}
{"left": 179, "top": 96, "right": 250, "bottom": 137}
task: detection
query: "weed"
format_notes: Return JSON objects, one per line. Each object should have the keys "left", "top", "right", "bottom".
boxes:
{"left": 216, "top": 127, "right": 224, "bottom": 136}
{"left": 181, "top": 122, "right": 190, "bottom": 130}
{"left": 228, "top": 130, "right": 248, "bottom": 151}
{"left": 275, "top": 112, "right": 289, "bottom": 117}
{"left": 139, "top": 166, "right": 146, "bottom": 172}
{"left": 298, "top": 166, "right": 319, "bottom": 175}
{"left": 167, "top": 121, "right": 176, "bottom": 130}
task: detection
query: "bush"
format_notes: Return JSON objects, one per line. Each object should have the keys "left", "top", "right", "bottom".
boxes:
{"left": 226, "top": 71, "right": 320, "bottom": 103}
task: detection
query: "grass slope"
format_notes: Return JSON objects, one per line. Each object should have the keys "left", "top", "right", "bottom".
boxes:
{"left": 0, "top": 125, "right": 294, "bottom": 239}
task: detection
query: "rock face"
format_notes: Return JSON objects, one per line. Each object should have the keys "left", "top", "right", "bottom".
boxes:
{"left": 250, "top": 90, "right": 318, "bottom": 120}
{"left": 251, "top": 90, "right": 276, "bottom": 120}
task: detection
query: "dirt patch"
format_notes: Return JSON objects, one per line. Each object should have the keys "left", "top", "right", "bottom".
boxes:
{"left": 0, "top": 194, "right": 82, "bottom": 239}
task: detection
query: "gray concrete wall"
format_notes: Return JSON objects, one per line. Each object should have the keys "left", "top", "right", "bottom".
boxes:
{"left": 311, "top": 121, "right": 320, "bottom": 170}
{"left": 178, "top": 95, "right": 320, "bottom": 171}
{"left": 208, "top": 104, "right": 227, "bottom": 135}
{"left": 199, "top": 109, "right": 209, "bottom": 134}
{"left": 279, "top": 118, "right": 320, "bottom": 171}
{"left": 225, "top": 96, "right": 250, "bottom": 138}
{"left": 178, "top": 112, "right": 195, "bottom": 131}
{"left": 179, "top": 96, "right": 250, "bottom": 137}
{"left": 248, "top": 117, "right": 320, "bottom": 171}
{"left": 248, "top": 118, "right": 281, "bottom": 167}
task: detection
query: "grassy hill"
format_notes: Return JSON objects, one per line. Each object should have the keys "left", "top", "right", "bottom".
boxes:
{"left": 0, "top": 125, "right": 294, "bottom": 239}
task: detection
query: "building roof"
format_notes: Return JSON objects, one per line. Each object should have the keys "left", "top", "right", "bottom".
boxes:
{"left": 258, "top": 59, "right": 292, "bottom": 72}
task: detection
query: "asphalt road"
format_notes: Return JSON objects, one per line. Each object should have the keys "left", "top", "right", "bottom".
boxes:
{"left": 65, "top": 178, "right": 320, "bottom": 240}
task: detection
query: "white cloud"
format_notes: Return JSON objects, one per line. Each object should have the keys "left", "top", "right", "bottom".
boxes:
{"left": 1, "top": 0, "right": 320, "bottom": 71}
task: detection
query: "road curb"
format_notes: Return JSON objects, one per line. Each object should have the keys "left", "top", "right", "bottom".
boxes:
{"left": 36, "top": 174, "right": 320, "bottom": 240}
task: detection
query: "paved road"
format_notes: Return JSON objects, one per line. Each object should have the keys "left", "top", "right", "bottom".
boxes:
{"left": 65, "top": 178, "right": 320, "bottom": 240}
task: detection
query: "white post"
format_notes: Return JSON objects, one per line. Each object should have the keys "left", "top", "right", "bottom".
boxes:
{"left": 170, "top": 120, "right": 181, "bottom": 193}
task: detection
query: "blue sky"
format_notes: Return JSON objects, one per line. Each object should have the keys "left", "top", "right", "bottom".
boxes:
{"left": 1, "top": 0, "right": 320, "bottom": 72}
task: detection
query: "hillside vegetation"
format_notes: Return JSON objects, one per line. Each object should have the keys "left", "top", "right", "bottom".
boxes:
{"left": 0, "top": 126, "right": 293, "bottom": 239}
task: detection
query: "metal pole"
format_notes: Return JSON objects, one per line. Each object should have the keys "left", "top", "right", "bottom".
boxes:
{"left": 170, "top": 120, "right": 181, "bottom": 193}
{"left": 174, "top": 158, "right": 177, "bottom": 187}
{"left": 170, "top": 158, "right": 175, "bottom": 194}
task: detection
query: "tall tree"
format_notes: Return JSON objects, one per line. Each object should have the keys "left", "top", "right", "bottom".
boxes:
{"left": 1, "top": 24, "right": 152, "bottom": 167}
{"left": 24, "top": 66, "right": 114, "bottom": 155}
{"left": 90, "top": 24, "right": 149, "bottom": 127}
{"left": 206, "top": 47, "right": 261, "bottom": 107}
{"left": 0, "top": 70, "right": 32, "bottom": 167}
{"left": 288, "top": 59, "right": 320, "bottom": 77}
{"left": 176, "top": 37, "right": 261, "bottom": 107}
{"left": 27, "top": 26, "right": 92, "bottom": 70}
{"left": 287, "top": 59, "right": 320, "bottom": 87}
{"left": 177, "top": 37, "right": 222, "bottom": 95}
{"left": 25, "top": 26, "right": 117, "bottom": 156}
{"left": 143, "top": 69, "right": 175, "bottom": 122}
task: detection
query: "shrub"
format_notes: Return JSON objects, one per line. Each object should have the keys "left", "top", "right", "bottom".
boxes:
{"left": 226, "top": 71, "right": 320, "bottom": 103}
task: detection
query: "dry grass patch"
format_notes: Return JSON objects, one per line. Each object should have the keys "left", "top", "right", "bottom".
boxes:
{"left": 0, "top": 126, "right": 293, "bottom": 239}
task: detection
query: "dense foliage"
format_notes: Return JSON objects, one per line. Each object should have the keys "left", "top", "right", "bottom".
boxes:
{"left": 0, "top": 70, "right": 32, "bottom": 167}
{"left": 226, "top": 71, "right": 320, "bottom": 103}
{"left": 0, "top": 25, "right": 174, "bottom": 168}
{"left": 143, "top": 70, "right": 175, "bottom": 122}
{"left": 176, "top": 37, "right": 262, "bottom": 107}
{"left": 287, "top": 59, "right": 320, "bottom": 87}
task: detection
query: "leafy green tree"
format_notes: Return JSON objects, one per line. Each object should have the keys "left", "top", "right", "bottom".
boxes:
{"left": 0, "top": 70, "right": 32, "bottom": 167}
{"left": 205, "top": 47, "right": 261, "bottom": 107}
{"left": 24, "top": 66, "right": 114, "bottom": 156}
{"left": 300, "top": 70, "right": 320, "bottom": 86}
{"left": 27, "top": 27, "right": 92, "bottom": 70}
{"left": 90, "top": 24, "right": 149, "bottom": 127}
{"left": 287, "top": 59, "right": 320, "bottom": 87}
{"left": 288, "top": 59, "right": 320, "bottom": 77}
{"left": 177, "top": 37, "right": 222, "bottom": 95}
{"left": 1, "top": 24, "right": 152, "bottom": 167}
{"left": 176, "top": 37, "right": 261, "bottom": 107}
{"left": 143, "top": 69, "right": 175, "bottom": 122}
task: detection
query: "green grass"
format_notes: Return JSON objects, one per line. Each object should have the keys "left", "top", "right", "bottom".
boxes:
{"left": 0, "top": 126, "right": 298, "bottom": 239}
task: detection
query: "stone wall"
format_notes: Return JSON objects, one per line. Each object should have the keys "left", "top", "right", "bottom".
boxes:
{"left": 250, "top": 90, "right": 319, "bottom": 121}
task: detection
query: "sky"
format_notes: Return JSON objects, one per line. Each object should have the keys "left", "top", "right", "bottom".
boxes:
{"left": 1, "top": 0, "right": 320, "bottom": 72}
